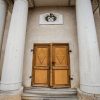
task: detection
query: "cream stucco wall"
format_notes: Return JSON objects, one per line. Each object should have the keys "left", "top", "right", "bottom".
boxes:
{"left": 23, "top": 7, "right": 79, "bottom": 88}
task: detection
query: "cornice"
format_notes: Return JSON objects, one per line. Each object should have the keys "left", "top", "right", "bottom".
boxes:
{"left": 7, "top": 0, "right": 34, "bottom": 9}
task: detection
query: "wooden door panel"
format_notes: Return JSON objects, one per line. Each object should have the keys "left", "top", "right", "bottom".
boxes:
{"left": 34, "top": 69, "right": 48, "bottom": 85}
{"left": 32, "top": 44, "right": 50, "bottom": 86}
{"left": 35, "top": 47, "right": 48, "bottom": 66}
{"left": 52, "top": 45, "right": 69, "bottom": 67}
{"left": 54, "top": 47, "right": 68, "bottom": 66}
{"left": 52, "top": 44, "right": 70, "bottom": 88}
{"left": 53, "top": 70, "right": 70, "bottom": 86}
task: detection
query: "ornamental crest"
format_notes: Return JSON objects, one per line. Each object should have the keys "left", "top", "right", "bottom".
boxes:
{"left": 45, "top": 13, "right": 57, "bottom": 22}
{"left": 39, "top": 13, "right": 63, "bottom": 25}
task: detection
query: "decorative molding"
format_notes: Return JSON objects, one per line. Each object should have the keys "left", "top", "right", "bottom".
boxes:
{"left": 6, "top": 0, "right": 13, "bottom": 12}
{"left": 39, "top": 13, "right": 63, "bottom": 25}
{"left": 28, "top": 0, "right": 34, "bottom": 7}
{"left": 7, "top": 0, "right": 34, "bottom": 9}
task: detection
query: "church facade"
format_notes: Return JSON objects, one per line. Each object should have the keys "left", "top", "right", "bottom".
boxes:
{"left": 0, "top": 0, "right": 100, "bottom": 100}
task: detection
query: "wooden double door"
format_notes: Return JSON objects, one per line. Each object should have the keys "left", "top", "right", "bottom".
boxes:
{"left": 32, "top": 43, "right": 70, "bottom": 88}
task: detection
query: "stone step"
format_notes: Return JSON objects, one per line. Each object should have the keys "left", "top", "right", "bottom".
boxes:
{"left": 23, "top": 87, "right": 77, "bottom": 94}
{"left": 22, "top": 87, "right": 78, "bottom": 100}
{"left": 22, "top": 96, "right": 78, "bottom": 100}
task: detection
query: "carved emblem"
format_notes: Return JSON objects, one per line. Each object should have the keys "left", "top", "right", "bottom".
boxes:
{"left": 45, "top": 13, "right": 57, "bottom": 22}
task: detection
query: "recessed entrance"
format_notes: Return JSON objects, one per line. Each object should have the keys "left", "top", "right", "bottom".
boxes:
{"left": 32, "top": 43, "right": 70, "bottom": 88}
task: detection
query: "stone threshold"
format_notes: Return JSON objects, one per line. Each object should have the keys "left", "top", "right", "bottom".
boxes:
{"left": 22, "top": 87, "right": 78, "bottom": 100}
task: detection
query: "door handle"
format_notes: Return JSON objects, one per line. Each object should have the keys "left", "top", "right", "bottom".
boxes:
{"left": 70, "top": 77, "right": 73, "bottom": 80}
{"left": 52, "top": 62, "right": 55, "bottom": 66}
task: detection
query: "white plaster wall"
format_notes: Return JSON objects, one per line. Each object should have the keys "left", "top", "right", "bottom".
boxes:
{"left": 23, "top": 7, "right": 79, "bottom": 88}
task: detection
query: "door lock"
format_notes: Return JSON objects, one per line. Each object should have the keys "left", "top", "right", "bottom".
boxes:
{"left": 52, "top": 62, "right": 55, "bottom": 66}
{"left": 29, "top": 76, "right": 32, "bottom": 78}
{"left": 70, "top": 77, "right": 73, "bottom": 80}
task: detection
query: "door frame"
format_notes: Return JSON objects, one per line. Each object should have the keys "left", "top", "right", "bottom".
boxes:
{"left": 31, "top": 43, "right": 71, "bottom": 88}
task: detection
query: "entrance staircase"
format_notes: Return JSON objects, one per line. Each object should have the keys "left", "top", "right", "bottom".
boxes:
{"left": 22, "top": 87, "right": 78, "bottom": 100}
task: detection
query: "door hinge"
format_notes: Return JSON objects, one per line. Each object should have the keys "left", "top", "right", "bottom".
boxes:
{"left": 69, "top": 50, "right": 72, "bottom": 53}
{"left": 31, "top": 49, "right": 34, "bottom": 52}
{"left": 70, "top": 77, "right": 73, "bottom": 80}
{"left": 29, "top": 76, "right": 32, "bottom": 78}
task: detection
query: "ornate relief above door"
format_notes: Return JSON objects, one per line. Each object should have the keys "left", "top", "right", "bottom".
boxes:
{"left": 39, "top": 13, "right": 63, "bottom": 25}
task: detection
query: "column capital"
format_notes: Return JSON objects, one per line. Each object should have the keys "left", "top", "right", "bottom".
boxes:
{"left": 0, "top": 0, "right": 7, "bottom": 4}
{"left": 14, "top": 0, "right": 28, "bottom": 8}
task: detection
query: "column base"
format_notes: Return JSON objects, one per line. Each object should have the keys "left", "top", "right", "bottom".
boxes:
{"left": 77, "top": 89, "right": 100, "bottom": 100}
{"left": 0, "top": 83, "right": 22, "bottom": 91}
{"left": 0, "top": 88, "right": 23, "bottom": 100}
{"left": 80, "top": 84, "right": 100, "bottom": 94}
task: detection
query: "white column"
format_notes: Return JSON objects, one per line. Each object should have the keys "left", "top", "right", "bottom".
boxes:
{"left": 76, "top": 0, "right": 100, "bottom": 94}
{"left": 0, "top": 0, "right": 7, "bottom": 55}
{"left": 0, "top": 0, "right": 28, "bottom": 91}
